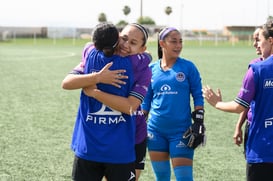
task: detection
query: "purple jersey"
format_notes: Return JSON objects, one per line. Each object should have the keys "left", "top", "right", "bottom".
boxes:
{"left": 131, "top": 53, "right": 152, "bottom": 143}
{"left": 235, "top": 68, "right": 255, "bottom": 109}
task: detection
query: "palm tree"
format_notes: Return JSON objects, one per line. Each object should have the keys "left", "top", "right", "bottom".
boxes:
{"left": 165, "top": 6, "right": 172, "bottom": 15}
{"left": 123, "top": 5, "right": 131, "bottom": 16}
{"left": 165, "top": 6, "right": 172, "bottom": 25}
{"left": 98, "top": 13, "right": 107, "bottom": 23}
{"left": 123, "top": 5, "right": 131, "bottom": 23}
{"left": 267, "top": 15, "right": 273, "bottom": 23}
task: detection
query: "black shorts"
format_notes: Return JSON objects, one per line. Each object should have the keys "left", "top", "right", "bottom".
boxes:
{"left": 135, "top": 138, "right": 147, "bottom": 170}
{"left": 246, "top": 162, "right": 273, "bottom": 181}
{"left": 72, "top": 155, "right": 136, "bottom": 181}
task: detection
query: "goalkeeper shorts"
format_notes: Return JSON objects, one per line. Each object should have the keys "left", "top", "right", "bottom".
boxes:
{"left": 147, "top": 128, "right": 194, "bottom": 159}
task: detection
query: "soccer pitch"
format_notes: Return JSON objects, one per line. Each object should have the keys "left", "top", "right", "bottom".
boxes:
{"left": 0, "top": 39, "right": 256, "bottom": 180}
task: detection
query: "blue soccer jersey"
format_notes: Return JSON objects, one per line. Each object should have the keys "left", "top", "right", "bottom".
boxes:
{"left": 142, "top": 57, "right": 204, "bottom": 135}
{"left": 246, "top": 55, "right": 273, "bottom": 163}
{"left": 71, "top": 47, "right": 136, "bottom": 164}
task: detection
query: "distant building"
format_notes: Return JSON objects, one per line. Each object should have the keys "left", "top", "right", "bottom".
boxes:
{"left": 223, "top": 26, "right": 257, "bottom": 41}
{"left": 0, "top": 26, "right": 93, "bottom": 40}
{"left": 0, "top": 26, "right": 47, "bottom": 40}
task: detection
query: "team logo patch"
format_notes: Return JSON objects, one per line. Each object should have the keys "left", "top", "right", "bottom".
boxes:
{"left": 176, "top": 72, "right": 185, "bottom": 82}
{"left": 176, "top": 141, "right": 187, "bottom": 148}
{"left": 128, "top": 172, "right": 135, "bottom": 181}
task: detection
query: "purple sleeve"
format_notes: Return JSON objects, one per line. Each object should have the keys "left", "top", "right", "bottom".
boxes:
{"left": 71, "top": 42, "right": 94, "bottom": 74}
{"left": 234, "top": 68, "right": 255, "bottom": 108}
{"left": 129, "top": 53, "right": 152, "bottom": 101}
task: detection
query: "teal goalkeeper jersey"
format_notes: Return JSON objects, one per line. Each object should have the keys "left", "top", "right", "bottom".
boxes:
{"left": 142, "top": 57, "right": 204, "bottom": 135}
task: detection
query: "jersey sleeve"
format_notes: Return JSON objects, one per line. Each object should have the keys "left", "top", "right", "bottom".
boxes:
{"left": 129, "top": 53, "right": 152, "bottom": 102}
{"left": 141, "top": 82, "right": 153, "bottom": 112}
{"left": 188, "top": 62, "right": 204, "bottom": 107}
{"left": 234, "top": 67, "right": 255, "bottom": 108}
{"left": 70, "top": 42, "right": 94, "bottom": 74}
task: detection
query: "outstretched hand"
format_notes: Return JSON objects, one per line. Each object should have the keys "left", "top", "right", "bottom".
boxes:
{"left": 97, "top": 62, "right": 128, "bottom": 88}
{"left": 202, "top": 85, "right": 222, "bottom": 107}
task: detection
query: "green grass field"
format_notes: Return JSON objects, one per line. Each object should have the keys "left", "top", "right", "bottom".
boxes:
{"left": 0, "top": 38, "right": 257, "bottom": 181}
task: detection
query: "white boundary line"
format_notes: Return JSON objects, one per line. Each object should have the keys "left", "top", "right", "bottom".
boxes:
{"left": 1, "top": 51, "right": 77, "bottom": 61}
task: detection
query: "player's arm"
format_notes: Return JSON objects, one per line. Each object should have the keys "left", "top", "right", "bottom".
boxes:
{"left": 62, "top": 42, "right": 127, "bottom": 90}
{"left": 62, "top": 62, "right": 127, "bottom": 90}
{"left": 83, "top": 53, "right": 152, "bottom": 115}
{"left": 84, "top": 88, "right": 141, "bottom": 115}
{"left": 205, "top": 93, "right": 246, "bottom": 113}
{"left": 203, "top": 67, "right": 255, "bottom": 114}
{"left": 233, "top": 109, "right": 248, "bottom": 146}
{"left": 62, "top": 72, "right": 100, "bottom": 90}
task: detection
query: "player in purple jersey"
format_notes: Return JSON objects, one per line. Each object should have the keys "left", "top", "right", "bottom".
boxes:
{"left": 142, "top": 27, "right": 205, "bottom": 181}
{"left": 233, "top": 27, "right": 263, "bottom": 156}
{"left": 203, "top": 21, "right": 273, "bottom": 181}
{"left": 83, "top": 23, "right": 151, "bottom": 181}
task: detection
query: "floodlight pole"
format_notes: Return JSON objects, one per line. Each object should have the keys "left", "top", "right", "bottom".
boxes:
{"left": 140, "top": 0, "right": 143, "bottom": 19}
{"left": 180, "top": 2, "right": 184, "bottom": 31}
{"left": 267, "top": 0, "right": 270, "bottom": 18}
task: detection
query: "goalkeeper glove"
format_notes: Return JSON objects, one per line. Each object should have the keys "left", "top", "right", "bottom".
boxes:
{"left": 183, "top": 109, "right": 206, "bottom": 149}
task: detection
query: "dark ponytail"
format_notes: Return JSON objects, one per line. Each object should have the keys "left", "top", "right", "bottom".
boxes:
{"left": 92, "top": 22, "right": 119, "bottom": 57}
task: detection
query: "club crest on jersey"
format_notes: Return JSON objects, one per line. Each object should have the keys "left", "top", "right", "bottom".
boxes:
{"left": 264, "top": 79, "right": 273, "bottom": 88}
{"left": 86, "top": 104, "right": 127, "bottom": 124}
{"left": 176, "top": 72, "right": 185, "bottom": 82}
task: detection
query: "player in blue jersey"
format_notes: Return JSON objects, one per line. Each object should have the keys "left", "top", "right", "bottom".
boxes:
{"left": 203, "top": 21, "right": 273, "bottom": 181}
{"left": 233, "top": 27, "right": 263, "bottom": 155}
{"left": 62, "top": 22, "right": 136, "bottom": 181}
{"left": 141, "top": 27, "right": 205, "bottom": 181}
{"left": 62, "top": 23, "right": 151, "bottom": 181}
{"left": 83, "top": 23, "right": 151, "bottom": 181}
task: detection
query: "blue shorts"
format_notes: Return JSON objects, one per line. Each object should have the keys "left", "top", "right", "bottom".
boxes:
{"left": 147, "top": 128, "right": 194, "bottom": 159}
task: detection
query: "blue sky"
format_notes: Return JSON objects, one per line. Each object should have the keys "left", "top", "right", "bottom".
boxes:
{"left": 0, "top": 0, "right": 272, "bottom": 30}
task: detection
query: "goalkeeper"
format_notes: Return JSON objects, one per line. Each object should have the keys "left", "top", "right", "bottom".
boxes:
{"left": 142, "top": 27, "right": 205, "bottom": 181}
